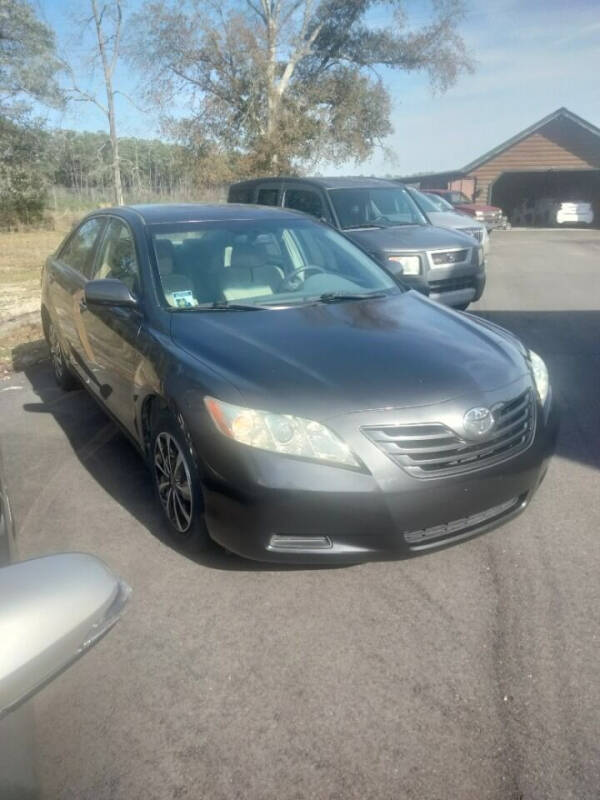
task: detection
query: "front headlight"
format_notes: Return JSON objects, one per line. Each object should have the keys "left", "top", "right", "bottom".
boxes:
{"left": 475, "top": 210, "right": 485, "bottom": 218}
{"left": 388, "top": 255, "right": 420, "bottom": 275}
{"left": 204, "top": 397, "right": 359, "bottom": 467}
{"left": 477, "top": 246, "right": 484, "bottom": 266}
{"left": 528, "top": 350, "right": 549, "bottom": 405}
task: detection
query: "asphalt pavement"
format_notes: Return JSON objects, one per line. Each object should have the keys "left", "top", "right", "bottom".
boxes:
{"left": 1, "top": 229, "right": 599, "bottom": 800}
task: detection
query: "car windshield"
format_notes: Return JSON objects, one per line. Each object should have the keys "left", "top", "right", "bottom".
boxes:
{"left": 149, "top": 217, "right": 399, "bottom": 310}
{"left": 450, "top": 191, "right": 471, "bottom": 204}
{"left": 409, "top": 188, "right": 443, "bottom": 213}
{"left": 425, "top": 193, "right": 454, "bottom": 211}
{"left": 328, "top": 187, "right": 428, "bottom": 230}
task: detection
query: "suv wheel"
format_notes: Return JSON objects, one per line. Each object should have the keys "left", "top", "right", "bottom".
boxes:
{"left": 151, "top": 412, "right": 211, "bottom": 551}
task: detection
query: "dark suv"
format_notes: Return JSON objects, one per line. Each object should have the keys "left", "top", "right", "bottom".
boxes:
{"left": 228, "top": 177, "right": 486, "bottom": 310}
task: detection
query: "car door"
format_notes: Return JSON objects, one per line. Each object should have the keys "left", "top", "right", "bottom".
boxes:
{"left": 78, "top": 217, "right": 144, "bottom": 436}
{"left": 46, "top": 217, "right": 107, "bottom": 366}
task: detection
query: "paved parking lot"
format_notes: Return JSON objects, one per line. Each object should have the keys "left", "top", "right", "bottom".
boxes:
{"left": 1, "top": 229, "right": 599, "bottom": 800}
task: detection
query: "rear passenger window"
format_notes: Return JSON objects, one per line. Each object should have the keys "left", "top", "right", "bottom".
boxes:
{"left": 59, "top": 218, "right": 105, "bottom": 276}
{"left": 229, "top": 185, "right": 253, "bottom": 203}
{"left": 257, "top": 188, "right": 279, "bottom": 206}
{"left": 284, "top": 189, "right": 323, "bottom": 219}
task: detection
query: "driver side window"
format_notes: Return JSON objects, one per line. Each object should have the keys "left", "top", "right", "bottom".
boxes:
{"left": 284, "top": 189, "right": 324, "bottom": 219}
{"left": 92, "top": 219, "right": 140, "bottom": 294}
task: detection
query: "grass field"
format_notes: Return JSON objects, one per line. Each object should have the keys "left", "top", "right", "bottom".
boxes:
{"left": 0, "top": 226, "right": 70, "bottom": 377}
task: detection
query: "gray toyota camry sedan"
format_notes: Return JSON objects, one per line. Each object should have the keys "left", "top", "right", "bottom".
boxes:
{"left": 41, "top": 204, "right": 558, "bottom": 563}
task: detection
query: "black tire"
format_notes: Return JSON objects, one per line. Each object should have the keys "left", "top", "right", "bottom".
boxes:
{"left": 150, "top": 411, "right": 211, "bottom": 551}
{"left": 47, "top": 320, "right": 78, "bottom": 391}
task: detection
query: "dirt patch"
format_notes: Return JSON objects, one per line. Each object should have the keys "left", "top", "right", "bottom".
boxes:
{"left": 0, "top": 227, "right": 69, "bottom": 377}
{"left": 0, "top": 227, "right": 69, "bottom": 323}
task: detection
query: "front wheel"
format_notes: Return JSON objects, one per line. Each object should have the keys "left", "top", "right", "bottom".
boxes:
{"left": 151, "top": 413, "right": 211, "bottom": 551}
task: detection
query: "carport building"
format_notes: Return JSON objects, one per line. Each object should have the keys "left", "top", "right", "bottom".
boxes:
{"left": 400, "top": 107, "right": 600, "bottom": 223}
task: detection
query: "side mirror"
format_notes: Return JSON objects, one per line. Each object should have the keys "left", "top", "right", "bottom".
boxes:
{"left": 0, "top": 553, "right": 131, "bottom": 719}
{"left": 85, "top": 279, "right": 138, "bottom": 308}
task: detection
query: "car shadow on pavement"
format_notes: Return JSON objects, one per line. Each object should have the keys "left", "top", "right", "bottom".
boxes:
{"left": 473, "top": 309, "right": 600, "bottom": 472}
{"left": 19, "top": 361, "right": 352, "bottom": 573}
{"left": 17, "top": 308, "right": 599, "bottom": 569}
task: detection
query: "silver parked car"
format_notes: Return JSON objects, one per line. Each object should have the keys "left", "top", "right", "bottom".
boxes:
{"left": 0, "top": 447, "right": 131, "bottom": 799}
{"left": 407, "top": 187, "right": 490, "bottom": 255}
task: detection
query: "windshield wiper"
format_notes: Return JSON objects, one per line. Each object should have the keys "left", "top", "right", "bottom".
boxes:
{"left": 343, "top": 223, "right": 387, "bottom": 230}
{"left": 318, "top": 291, "right": 389, "bottom": 304}
{"left": 209, "top": 300, "right": 269, "bottom": 311}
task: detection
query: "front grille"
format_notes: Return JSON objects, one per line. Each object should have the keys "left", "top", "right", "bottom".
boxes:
{"left": 428, "top": 276, "right": 475, "bottom": 293}
{"left": 459, "top": 227, "right": 483, "bottom": 242}
{"left": 362, "top": 389, "right": 535, "bottom": 478}
{"left": 404, "top": 495, "right": 523, "bottom": 545}
{"left": 482, "top": 210, "right": 501, "bottom": 223}
{"left": 431, "top": 249, "right": 469, "bottom": 265}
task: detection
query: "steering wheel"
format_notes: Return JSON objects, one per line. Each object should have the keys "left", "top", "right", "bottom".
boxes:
{"left": 281, "top": 265, "right": 326, "bottom": 290}
{"left": 371, "top": 214, "right": 393, "bottom": 224}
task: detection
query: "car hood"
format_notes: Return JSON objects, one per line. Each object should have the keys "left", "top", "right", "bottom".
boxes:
{"left": 344, "top": 224, "right": 474, "bottom": 255}
{"left": 171, "top": 293, "right": 528, "bottom": 420}
{"left": 458, "top": 203, "right": 500, "bottom": 214}
{"left": 424, "top": 211, "right": 485, "bottom": 231}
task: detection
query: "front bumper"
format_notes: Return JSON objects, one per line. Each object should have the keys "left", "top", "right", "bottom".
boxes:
{"left": 404, "top": 269, "right": 486, "bottom": 308}
{"left": 199, "top": 389, "right": 558, "bottom": 564}
{"left": 556, "top": 213, "right": 594, "bottom": 225}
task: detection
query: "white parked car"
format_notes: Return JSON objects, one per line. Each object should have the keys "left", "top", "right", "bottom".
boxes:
{"left": 556, "top": 201, "right": 594, "bottom": 225}
{"left": 407, "top": 187, "right": 490, "bottom": 255}
{"left": 513, "top": 197, "right": 594, "bottom": 227}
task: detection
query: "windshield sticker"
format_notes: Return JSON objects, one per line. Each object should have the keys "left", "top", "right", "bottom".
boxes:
{"left": 171, "top": 290, "right": 196, "bottom": 308}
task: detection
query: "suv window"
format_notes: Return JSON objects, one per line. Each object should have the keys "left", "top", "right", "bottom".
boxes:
{"left": 228, "top": 185, "right": 253, "bottom": 203}
{"left": 284, "top": 188, "right": 323, "bottom": 219}
{"left": 257, "top": 188, "right": 280, "bottom": 207}
{"left": 59, "top": 217, "right": 105, "bottom": 276}
{"left": 92, "top": 218, "right": 140, "bottom": 294}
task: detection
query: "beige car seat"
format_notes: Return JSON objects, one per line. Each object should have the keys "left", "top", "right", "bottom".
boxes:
{"left": 155, "top": 239, "right": 197, "bottom": 308}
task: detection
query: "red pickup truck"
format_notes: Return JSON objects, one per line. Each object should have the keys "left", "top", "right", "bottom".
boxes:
{"left": 425, "top": 190, "right": 508, "bottom": 231}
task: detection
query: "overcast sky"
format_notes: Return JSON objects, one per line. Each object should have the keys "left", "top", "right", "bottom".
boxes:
{"left": 37, "top": 0, "right": 600, "bottom": 177}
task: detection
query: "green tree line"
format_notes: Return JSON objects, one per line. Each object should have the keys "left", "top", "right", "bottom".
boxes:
{"left": 0, "top": 120, "right": 209, "bottom": 227}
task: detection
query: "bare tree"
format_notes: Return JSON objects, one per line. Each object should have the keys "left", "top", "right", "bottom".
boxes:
{"left": 64, "top": 0, "right": 125, "bottom": 205}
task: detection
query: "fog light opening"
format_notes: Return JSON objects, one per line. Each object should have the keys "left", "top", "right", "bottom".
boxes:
{"left": 268, "top": 535, "right": 333, "bottom": 551}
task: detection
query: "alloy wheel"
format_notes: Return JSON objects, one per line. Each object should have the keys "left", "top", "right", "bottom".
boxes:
{"left": 153, "top": 432, "right": 194, "bottom": 533}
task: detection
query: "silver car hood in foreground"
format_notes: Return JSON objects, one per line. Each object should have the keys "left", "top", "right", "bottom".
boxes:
{"left": 426, "top": 210, "right": 490, "bottom": 253}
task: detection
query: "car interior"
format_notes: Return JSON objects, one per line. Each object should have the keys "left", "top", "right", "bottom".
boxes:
{"left": 154, "top": 234, "right": 288, "bottom": 306}
{"left": 151, "top": 226, "right": 381, "bottom": 308}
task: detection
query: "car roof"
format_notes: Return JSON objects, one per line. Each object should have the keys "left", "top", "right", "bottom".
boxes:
{"left": 91, "top": 203, "right": 308, "bottom": 225}
{"left": 230, "top": 176, "right": 406, "bottom": 191}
